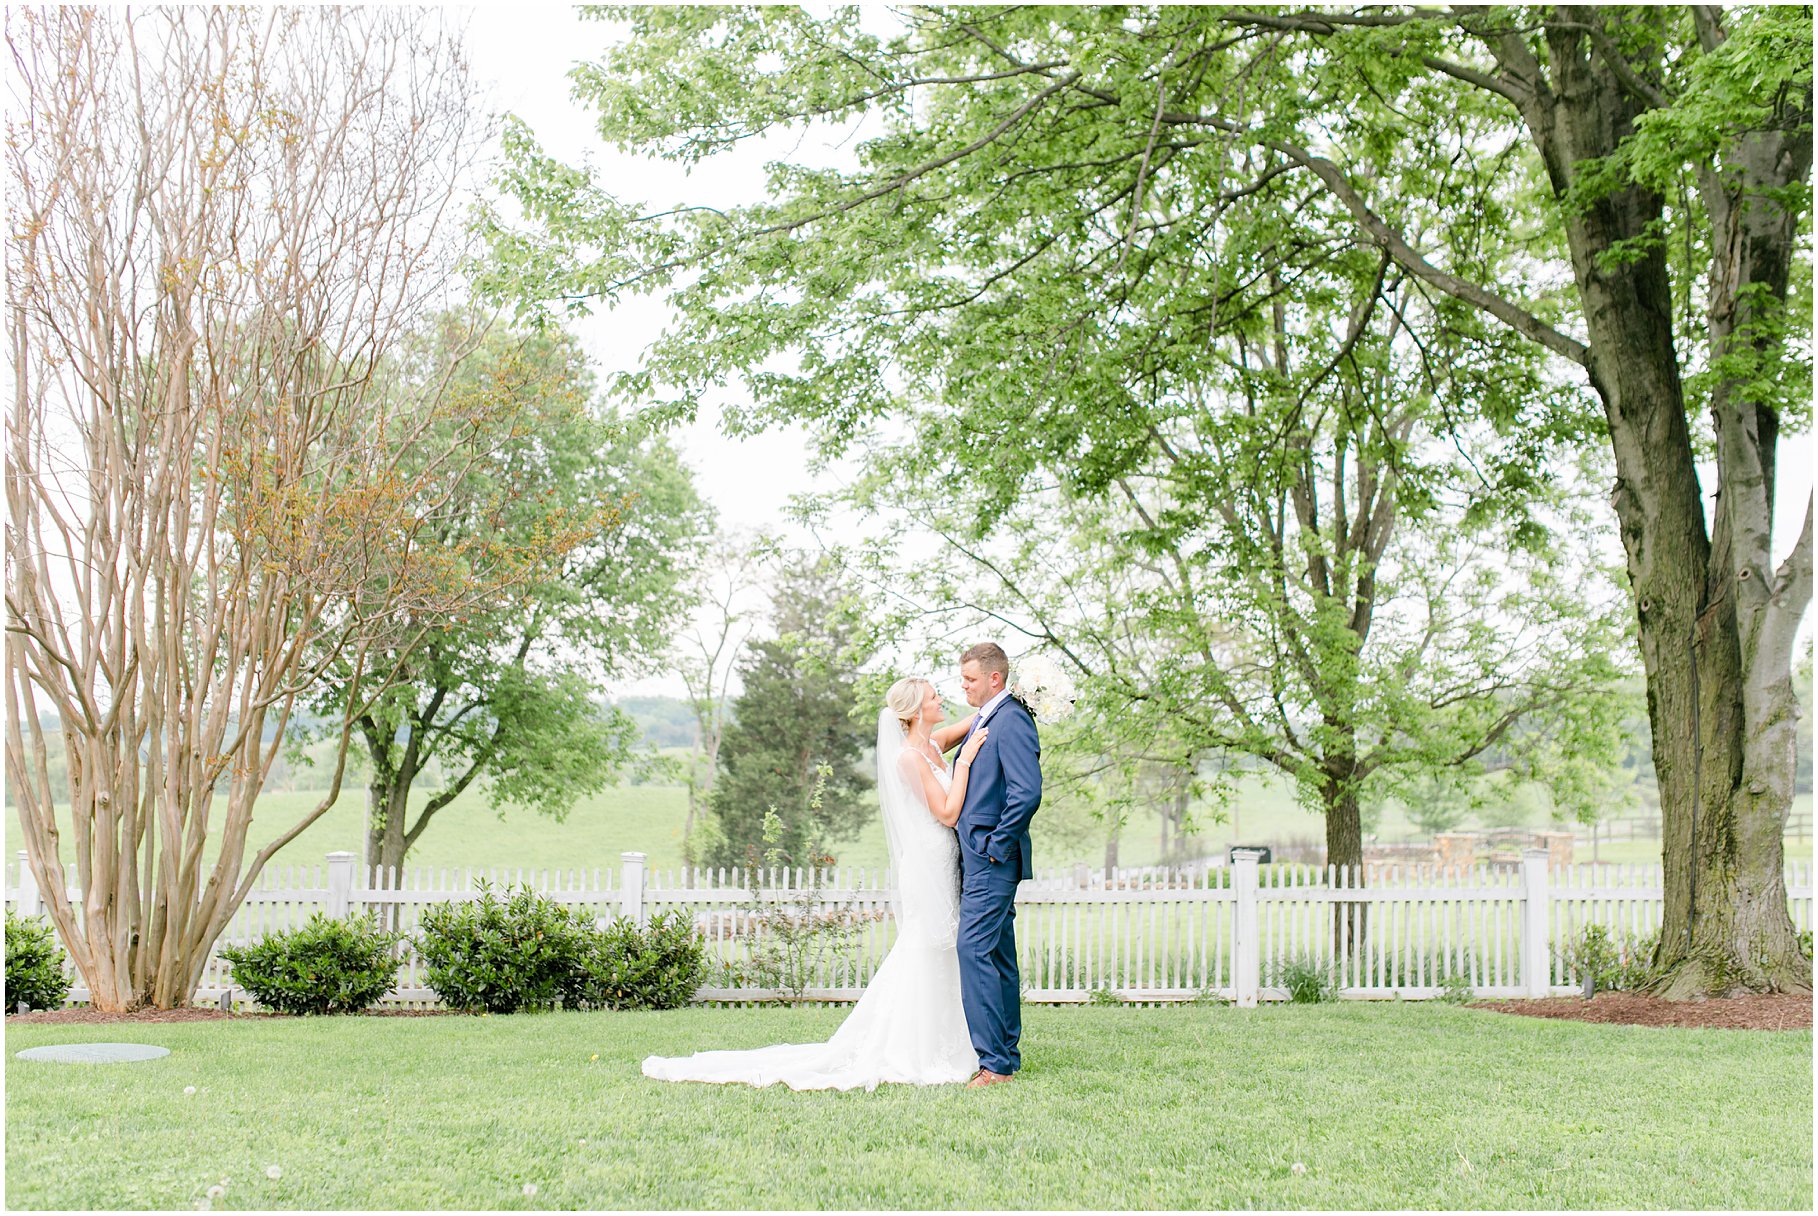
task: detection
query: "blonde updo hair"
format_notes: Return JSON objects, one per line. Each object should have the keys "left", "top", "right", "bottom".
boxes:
{"left": 885, "top": 676, "right": 934, "bottom": 730}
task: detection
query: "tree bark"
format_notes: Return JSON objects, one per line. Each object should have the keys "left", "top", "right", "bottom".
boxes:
{"left": 1220, "top": 2, "right": 1811, "bottom": 997}
{"left": 363, "top": 780, "right": 411, "bottom": 935}
{"left": 1511, "top": 12, "right": 1811, "bottom": 994}
{"left": 5, "top": 9, "right": 492, "bottom": 1009}
{"left": 361, "top": 713, "right": 416, "bottom": 933}
{"left": 1159, "top": 781, "right": 1185, "bottom": 863}
{"left": 1321, "top": 757, "right": 1367, "bottom": 960}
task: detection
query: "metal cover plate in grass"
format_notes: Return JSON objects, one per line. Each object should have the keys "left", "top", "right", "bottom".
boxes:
{"left": 14, "top": 1043, "right": 171, "bottom": 1063}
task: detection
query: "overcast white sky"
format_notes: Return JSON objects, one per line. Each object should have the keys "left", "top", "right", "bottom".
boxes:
{"left": 463, "top": 5, "right": 830, "bottom": 536}
{"left": 463, "top": 5, "right": 859, "bottom": 698}
{"left": 459, "top": 4, "right": 1815, "bottom": 701}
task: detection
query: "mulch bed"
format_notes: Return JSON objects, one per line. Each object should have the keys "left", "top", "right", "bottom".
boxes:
{"left": 6, "top": 1006, "right": 469, "bottom": 1025}
{"left": 1469, "top": 991, "right": 1812, "bottom": 1030}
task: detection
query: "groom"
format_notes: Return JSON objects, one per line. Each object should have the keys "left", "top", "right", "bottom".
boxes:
{"left": 953, "top": 642, "right": 1041, "bottom": 1089}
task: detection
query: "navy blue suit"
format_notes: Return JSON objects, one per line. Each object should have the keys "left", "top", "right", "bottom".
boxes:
{"left": 955, "top": 695, "right": 1041, "bottom": 1075}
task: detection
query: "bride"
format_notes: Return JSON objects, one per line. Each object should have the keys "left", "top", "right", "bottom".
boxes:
{"left": 641, "top": 677, "right": 988, "bottom": 1090}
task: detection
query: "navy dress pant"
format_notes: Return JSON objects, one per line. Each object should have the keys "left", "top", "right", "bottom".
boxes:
{"left": 958, "top": 840, "right": 1022, "bottom": 1074}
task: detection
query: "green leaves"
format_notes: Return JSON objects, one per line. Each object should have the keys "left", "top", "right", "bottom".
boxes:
{"left": 569, "top": 909, "right": 709, "bottom": 1011}
{"left": 1621, "top": 7, "right": 1812, "bottom": 195}
{"left": 727, "top": 784, "right": 866, "bottom": 1003}
{"left": 705, "top": 557, "right": 875, "bottom": 871}
{"left": 417, "top": 881, "right": 595, "bottom": 1014}
{"left": 417, "top": 882, "right": 707, "bottom": 1013}
{"left": 1553, "top": 922, "right": 1660, "bottom": 993}
{"left": 304, "top": 316, "right": 710, "bottom": 861}
{"left": 4, "top": 910, "right": 72, "bottom": 1012}
{"left": 218, "top": 913, "right": 404, "bottom": 1016}
{"left": 479, "top": 674, "right": 641, "bottom": 821}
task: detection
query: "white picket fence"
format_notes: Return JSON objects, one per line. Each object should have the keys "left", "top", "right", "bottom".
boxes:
{"left": 7, "top": 849, "right": 1812, "bottom": 1008}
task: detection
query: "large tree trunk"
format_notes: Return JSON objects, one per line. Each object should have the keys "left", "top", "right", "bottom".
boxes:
{"left": 366, "top": 780, "right": 412, "bottom": 875}
{"left": 1531, "top": 15, "right": 1811, "bottom": 995}
{"left": 1665, "top": 55, "right": 1814, "bottom": 996}
{"left": 1321, "top": 756, "right": 1367, "bottom": 960}
{"left": 362, "top": 725, "right": 417, "bottom": 934}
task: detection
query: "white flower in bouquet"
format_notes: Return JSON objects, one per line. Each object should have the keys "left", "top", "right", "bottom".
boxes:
{"left": 1009, "top": 654, "right": 1076, "bottom": 723}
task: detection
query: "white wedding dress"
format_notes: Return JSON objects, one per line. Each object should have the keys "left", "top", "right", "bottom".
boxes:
{"left": 640, "top": 710, "right": 978, "bottom": 1091}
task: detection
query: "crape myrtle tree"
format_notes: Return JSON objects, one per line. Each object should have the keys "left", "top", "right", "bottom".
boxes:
{"left": 706, "top": 557, "right": 875, "bottom": 873}
{"left": 300, "top": 320, "right": 709, "bottom": 877}
{"left": 4, "top": 9, "right": 576, "bottom": 1008}
{"left": 483, "top": 5, "right": 1812, "bottom": 995}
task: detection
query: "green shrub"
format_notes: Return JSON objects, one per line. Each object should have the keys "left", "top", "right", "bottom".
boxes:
{"left": 1435, "top": 974, "right": 1475, "bottom": 1005}
{"left": 1554, "top": 923, "right": 1657, "bottom": 992}
{"left": 218, "top": 913, "right": 403, "bottom": 1015}
{"left": 5, "top": 909, "right": 72, "bottom": 1011}
{"left": 1270, "top": 954, "right": 1336, "bottom": 1003}
{"left": 1368, "top": 950, "right": 1481, "bottom": 991}
{"left": 1799, "top": 930, "right": 1812, "bottom": 960}
{"left": 1249, "top": 949, "right": 1483, "bottom": 994}
{"left": 1087, "top": 985, "right": 1123, "bottom": 1006}
{"left": 722, "top": 798, "right": 866, "bottom": 1003}
{"left": 417, "top": 881, "right": 593, "bottom": 1014}
{"left": 565, "top": 909, "right": 708, "bottom": 1011}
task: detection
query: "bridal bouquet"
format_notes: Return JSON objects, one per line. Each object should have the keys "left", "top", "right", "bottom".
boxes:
{"left": 1009, "top": 654, "right": 1076, "bottom": 723}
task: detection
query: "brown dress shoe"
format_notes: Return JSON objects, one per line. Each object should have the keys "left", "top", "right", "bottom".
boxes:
{"left": 966, "top": 1069, "right": 1013, "bottom": 1089}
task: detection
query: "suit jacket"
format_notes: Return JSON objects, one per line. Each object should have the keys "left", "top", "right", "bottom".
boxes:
{"left": 957, "top": 695, "right": 1042, "bottom": 880}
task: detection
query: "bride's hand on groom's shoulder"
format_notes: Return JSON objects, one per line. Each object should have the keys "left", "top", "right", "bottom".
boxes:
{"left": 959, "top": 725, "right": 988, "bottom": 765}
{"left": 937, "top": 712, "right": 978, "bottom": 754}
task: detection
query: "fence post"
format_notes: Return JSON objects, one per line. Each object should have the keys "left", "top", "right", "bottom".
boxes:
{"left": 325, "top": 851, "right": 355, "bottom": 919}
{"left": 1232, "top": 848, "right": 1262, "bottom": 1007}
{"left": 1521, "top": 848, "right": 1551, "bottom": 997}
{"left": 15, "top": 851, "right": 42, "bottom": 916}
{"left": 621, "top": 851, "right": 647, "bottom": 927}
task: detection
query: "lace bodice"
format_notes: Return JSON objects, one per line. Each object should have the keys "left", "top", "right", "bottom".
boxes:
{"left": 887, "top": 745, "right": 960, "bottom": 947}
{"left": 898, "top": 745, "right": 957, "bottom": 830}
{"left": 917, "top": 747, "right": 953, "bottom": 788}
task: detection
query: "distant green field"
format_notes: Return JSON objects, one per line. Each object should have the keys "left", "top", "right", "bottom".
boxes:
{"left": 0, "top": 767, "right": 1407, "bottom": 878}
{"left": 5, "top": 777, "right": 1808, "bottom": 880}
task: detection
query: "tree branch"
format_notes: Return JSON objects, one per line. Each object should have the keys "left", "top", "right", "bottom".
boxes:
{"left": 1758, "top": 494, "right": 1814, "bottom": 678}
{"left": 756, "top": 70, "right": 1081, "bottom": 238}
{"left": 1238, "top": 129, "right": 1590, "bottom": 366}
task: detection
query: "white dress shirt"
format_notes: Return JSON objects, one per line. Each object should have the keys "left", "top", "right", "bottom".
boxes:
{"left": 971, "top": 687, "right": 1012, "bottom": 734}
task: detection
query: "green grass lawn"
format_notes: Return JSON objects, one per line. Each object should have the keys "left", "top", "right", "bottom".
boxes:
{"left": 4, "top": 1004, "right": 1807, "bottom": 1210}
